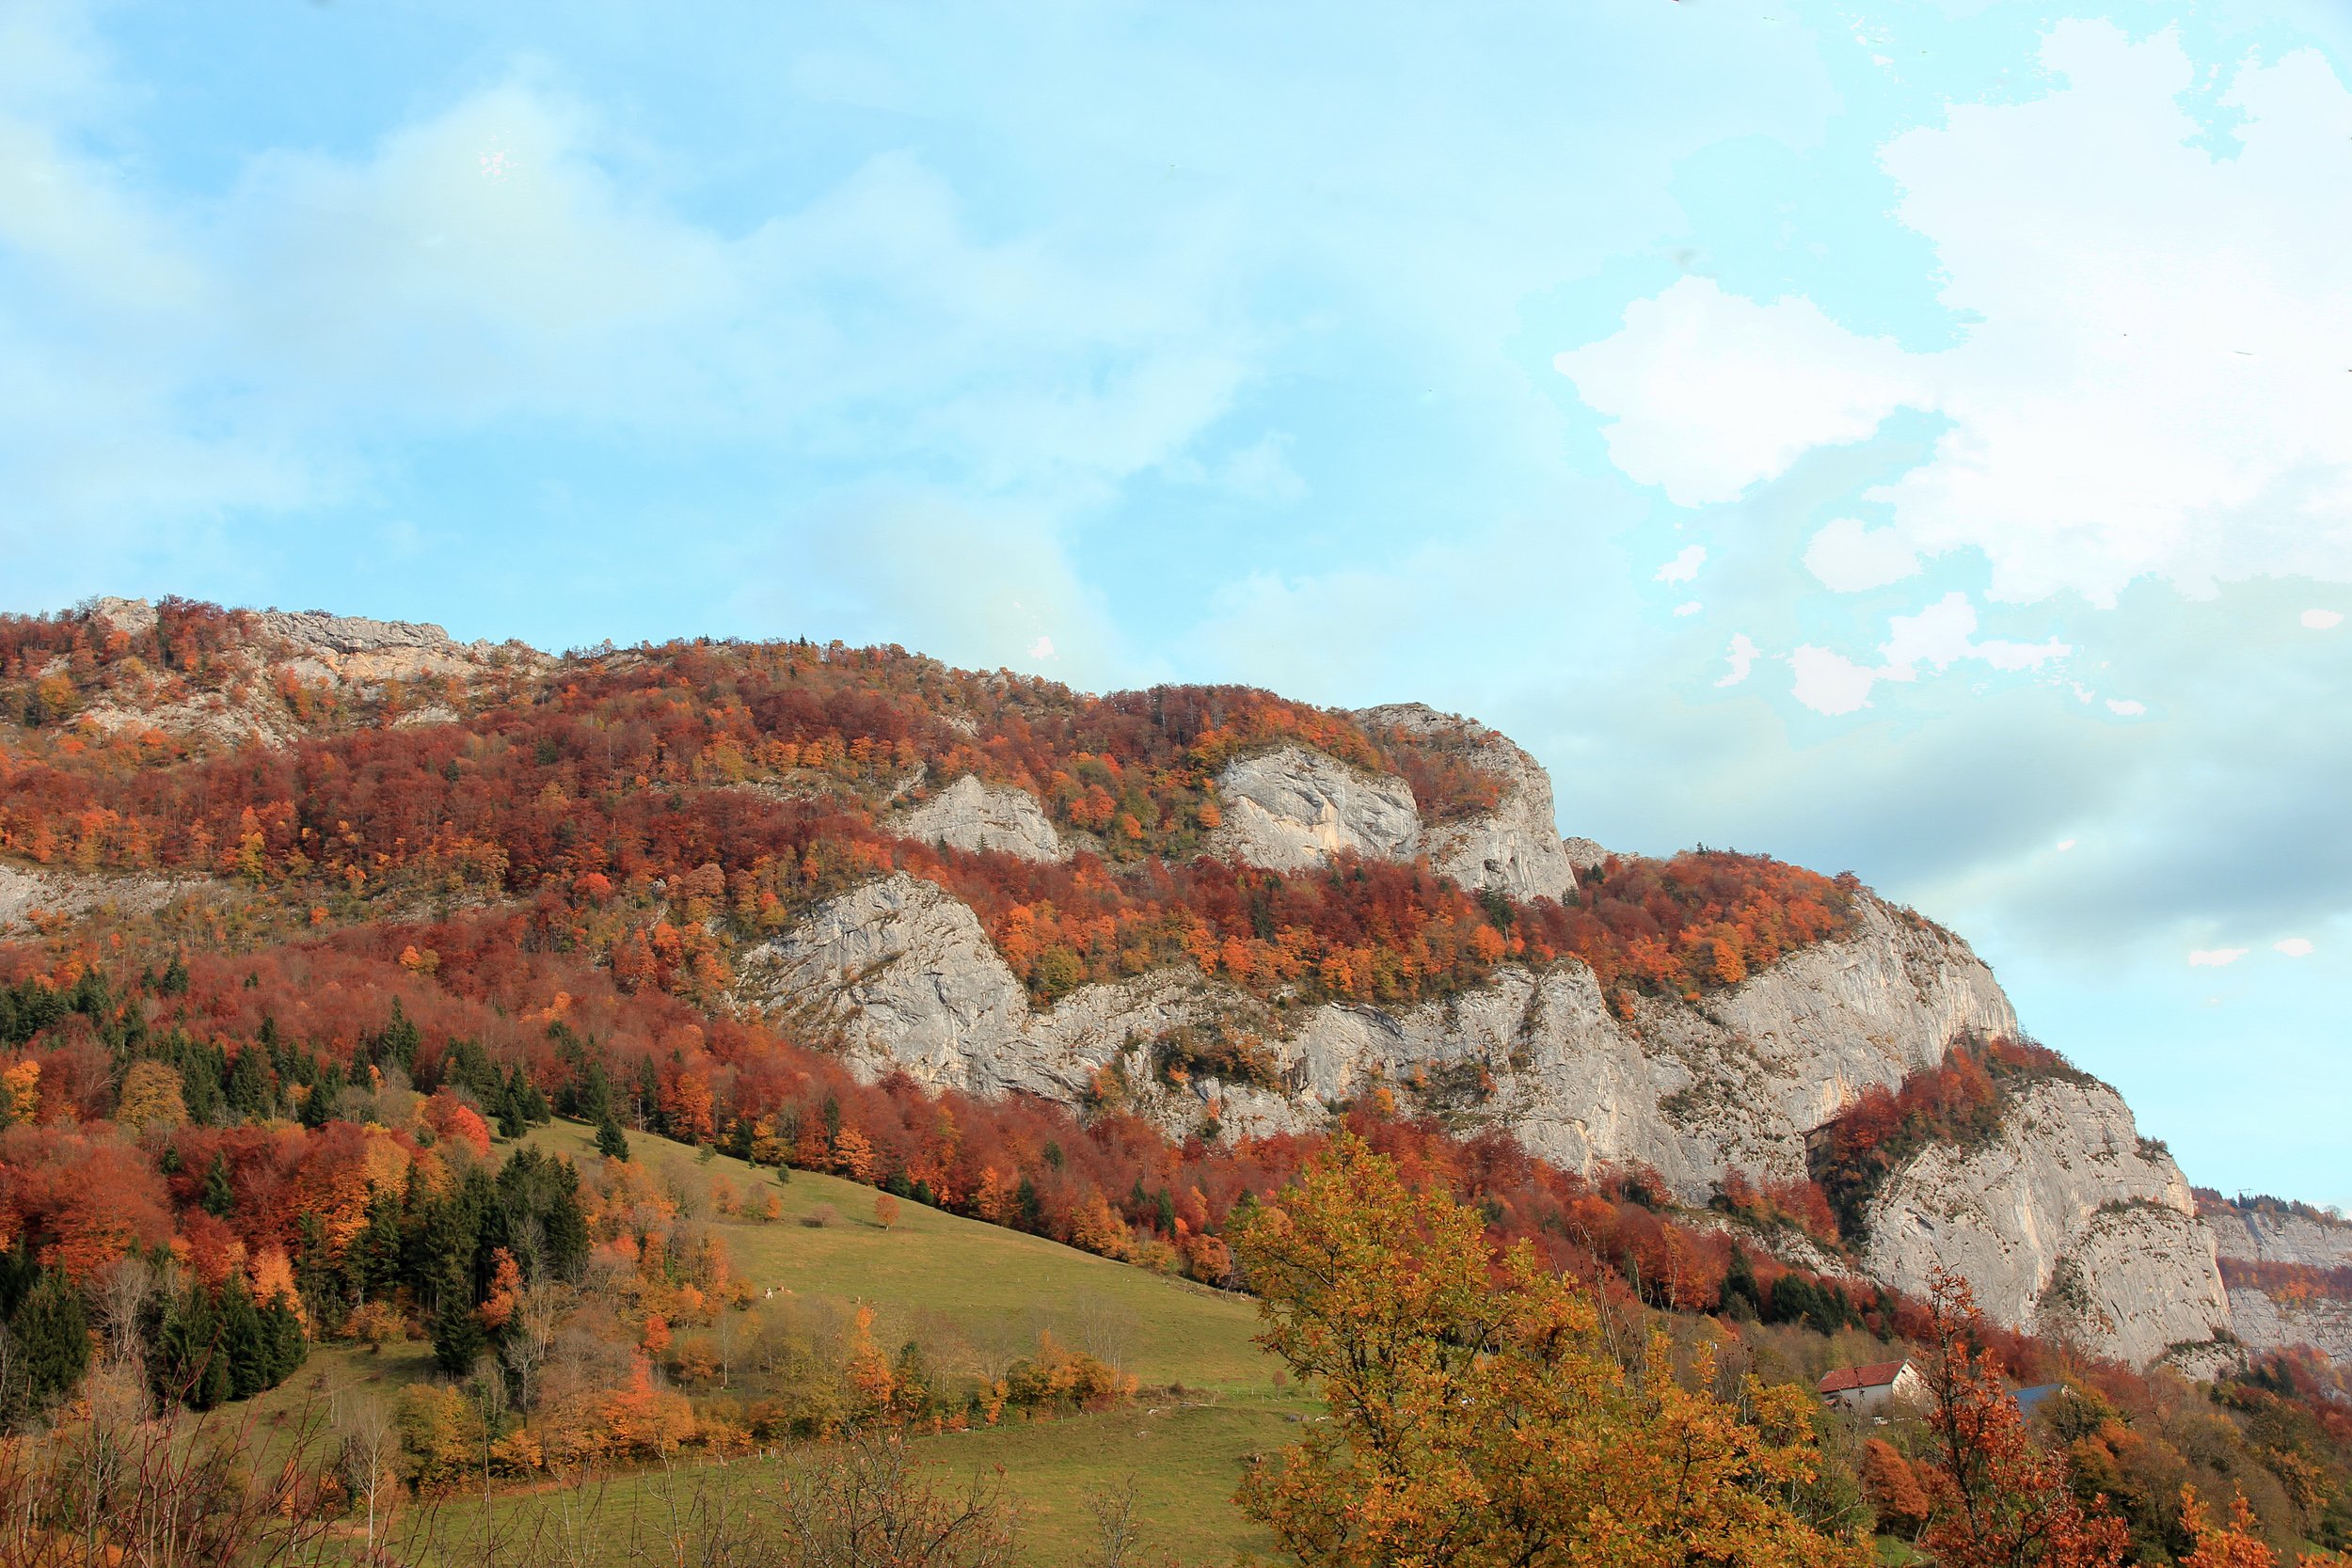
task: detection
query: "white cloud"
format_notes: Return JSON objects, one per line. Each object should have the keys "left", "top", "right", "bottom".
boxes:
{"left": 1655, "top": 544, "right": 1708, "bottom": 584}
{"left": 2106, "top": 698, "right": 2147, "bottom": 717}
{"left": 1556, "top": 279, "right": 1922, "bottom": 507}
{"left": 1790, "top": 644, "right": 1878, "bottom": 714}
{"left": 1557, "top": 24, "right": 2352, "bottom": 605}
{"left": 1673, "top": 600, "right": 1703, "bottom": 617}
{"left": 1715, "top": 632, "right": 1760, "bottom": 687}
{"left": 1877, "top": 591, "right": 2070, "bottom": 683}
{"left": 1804, "top": 516, "right": 1921, "bottom": 592}
{"left": 2274, "top": 936, "right": 2314, "bottom": 957}
{"left": 1027, "top": 635, "right": 1056, "bottom": 659}
{"left": 2187, "top": 947, "right": 2249, "bottom": 967}
{"left": 2057, "top": 838, "right": 2077, "bottom": 851}
{"left": 2304, "top": 609, "right": 2344, "bottom": 629}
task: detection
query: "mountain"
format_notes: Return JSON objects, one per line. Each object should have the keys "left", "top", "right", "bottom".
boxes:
{"left": 0, "top": 597, "right": 2316, "bottom": 1371}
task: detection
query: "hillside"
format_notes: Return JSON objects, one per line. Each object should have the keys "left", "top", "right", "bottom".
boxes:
{"left": 0, "top": 596, "right": 2282, "bottom": 1370}
{"left": 3, "top": 596, "right": 2350, "bottom": 1562}
{"left": 239, "top": 1118, "right": 1302, "bottom": 1564}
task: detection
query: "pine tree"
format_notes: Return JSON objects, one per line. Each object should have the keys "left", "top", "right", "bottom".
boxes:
{"left": 596, "top": 1112, "right": 630, "bottom": 1161}
{"left": 200, "top": 1152, "right": 236, "bottom": 1217}
{"left": 1722, "top": 1244, "right": 1763, "bottom": 1321}
{"left": 373, "top": 1001, "right": 421, "bottom": 1076}
{"left": 428, "top": 1256, "right": 486, "bottom": 1376}
{"left": 152, "top": 1283, "right": 229, "bottom": 1411}
{"left": 220, "top": 1277, "right": 270, "bottom": 1400}
{"left": 634, "top": 1056, "right": 663, "bottom": 1133}
{"left": 225, "top": 1043, "right": 273, "bottom": 1119}
{"left": 11, "top": 1270, "right": 91, "bottom": 1410}
{"left": 543, "top": 1169, "right": 590, "bottom": 1282}
{"left": 350, "top": 1187, "right": 404, "bottom": 1304}
{"left": 262, "top": 1295, "right": 308, "bottom": 1386}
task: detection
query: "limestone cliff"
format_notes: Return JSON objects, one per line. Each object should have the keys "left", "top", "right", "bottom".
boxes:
{"left": 887, "top": 775, "right": 1066, "bottom": 862}
{"left": 2204, "top": 1200, "right": 2352, "bottom": 1270}
{"left": 2223, "top": 1291, "right": 2352, "bottom": 1366}
{"left": 1355, "top": 704, "right": 1579, "bottom": 902}
{"left": 1858, "top": 1080, "right": 2232, "bottom": 1368}
{"left": 2202, "top": 1198, "right": 2352, "bottom": 1363}
{"left": 72, "top": 597, "right": 540, "bottom": 750}
{"left": 1204, "top": 711, "right": 1578, "bottom": 902}
{"left": 1206, "top": 746, "right": 1420, "bottom": 870}
{"left": 729, "top": 705, "right": 2249, "bottom": 1370}
{"left": 731, "top": 861, "right": 2238, "bottom": 1364}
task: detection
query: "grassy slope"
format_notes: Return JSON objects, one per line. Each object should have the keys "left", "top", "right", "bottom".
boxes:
{"left": 258, "top": 1120, "right": 1304, "bottom": 1563}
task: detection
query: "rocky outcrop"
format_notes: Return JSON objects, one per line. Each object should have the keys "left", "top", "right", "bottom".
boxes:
{"left": 1356, "top": 704, "right": 1578, "bottom": 902}
{"left": 1561, "top": 837, "right": 1613, "bottom": 875}
{"left": 1207, "top": 747, "right": 1420, "bottom": 870}
{"left": 887, "top": 776, "right": 1065, "bottom": 862}
{"left": 0, "top": 863, "right": 222, "bottom": 933}
{"left": 253, "top": 609, "right": 461, "bottom": 654}
{"left": 1284, "top": 893, "right": 2015, "bottom": 1196}
{"left": 733, "top": 874, "right": 1312, "bottom": 1137}
{"left": 1859, "top": 1080, "right": 2233, "bottom": 1368}
{"left": 1203, "top": 710, "right": 1579, "bottom": 903}
{"left": 2203, "top": 1202, "right": 2352, "bottom": 1270}
{"left": 2201, "top": 1201, "right": 2352, "bottom": 1364}
{"left": 89, "top": 595, "right": 159, "bottom": 638}
{"left": 738, "top": 872, "right": 2177, "bottom": 1349}
{"left": 69, "top": 599, "right": 544, "bottom": 751}
{"left": 2226, "top": 1289, "right": 2352, "bottom": 1366}
{"left": 741, "top": 875, "right": 2014, "bottom": 1196}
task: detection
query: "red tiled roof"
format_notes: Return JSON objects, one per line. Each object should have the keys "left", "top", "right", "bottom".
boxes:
{"left": 1817, "top": 1360, "right": 1912, "bottom": 1395}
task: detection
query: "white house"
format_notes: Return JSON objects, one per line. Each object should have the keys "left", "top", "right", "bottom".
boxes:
{"left": 1817, "top": 1359, "right": 1929, "bottom": 1415}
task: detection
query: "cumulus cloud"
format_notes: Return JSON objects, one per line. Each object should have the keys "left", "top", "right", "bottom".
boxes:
{"left": 1716, "top": 632, "right": 1760, "bottom": 687}
{"left": 1655, "top": 544, "right": 1708, "bottom": 584}
{"left": 1773, "top": 592, "right": 2071, "bottom": 713}
{"left": 2106, "top": 698, "right": 2147, "bottom": 717}
{"left": 1790, "top": 644, "right": 1878, "bottom": 714}
{"left": 2188, "top": 947, "right": 2249, "bottom": 967}
{"left": 1556, "top": 281, "right": 1922, "bottom": 508}
{"left": 1673, "top": 600, "right": 1703, "bottom": 616}
{"left": 1557, "top": 24, "right": 2352, "bottom": 606}
{"left": 2274, "top": 936, "right": 2314, "bottom": 957}
{"left": 2305, "top": 609, "right": 2344, "bottom": 629}
{"left": 1804, "top": 516, "right": 1921, "bottom": 592}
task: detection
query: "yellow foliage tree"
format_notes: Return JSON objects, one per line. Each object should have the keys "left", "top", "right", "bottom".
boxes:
{"left": 115, "top": 1059, "right": 188, "bottom": 1132}
{"left": 1229, "top": 1134, "right": 1872, "bottom": 1568}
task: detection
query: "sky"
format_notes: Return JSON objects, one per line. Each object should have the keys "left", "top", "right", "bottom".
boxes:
{"left": 2, "top": 0, "right": 2345, "bottom": 1212}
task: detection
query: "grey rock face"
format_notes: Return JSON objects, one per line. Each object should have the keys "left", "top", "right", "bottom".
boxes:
{"left": 1860, "top": 1080, "right": 2233, "bottom": 1367}
{"left": 2226, "top": 1289, "right": 2352, "bottom": 1365}
{"left": 735, "top": 874, "right": 1316, "bottom": 1136}
{"left": 1207, "top": 747, "right": 1421, "bottom": 870}
{"left": 88, "top": 596, "right": 160, "bottom": 638}
{"left": 736, "top": 871, "right": 2258, "bottom": 1359}
{"left": 887, "top": 775, "right": 1066, "bottom": 862}
{"left": 2203, "top": 1202, "right": 2352, "bottom": 1364}
{"left": 1560, "top": 837, "right": 1613, "bottom": 874}
{"left": 1355, "top": 703, "right": 1578, "bottom": 903}
{"left": 2204, "top": 1203, "right": 2352, "bottom": 1269}
{"left": 253, "top": 609, "right": 457, "bottom": 654}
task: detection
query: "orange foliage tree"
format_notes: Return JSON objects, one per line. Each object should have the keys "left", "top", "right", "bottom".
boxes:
{"left": 1229, "top": 1135, "right": 1871, "bottom": 1567}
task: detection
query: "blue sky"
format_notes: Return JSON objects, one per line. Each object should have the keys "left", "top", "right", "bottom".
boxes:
{"left": 4, "top": 0, "right": 2346, "bottom": 1211}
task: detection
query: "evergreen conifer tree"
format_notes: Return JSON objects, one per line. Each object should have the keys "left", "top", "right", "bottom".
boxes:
{"left": 11, "top": 1270, "right": 91, "bottom": 1410}
{"left": 200, "top": 1152, "right": 236, "bottom": 1217}
{"left": 220, "top": 1277, "right": 270, "bottom": 1400}
{"left": 596, "top": 1112, "right": 629, "bottom": 1161}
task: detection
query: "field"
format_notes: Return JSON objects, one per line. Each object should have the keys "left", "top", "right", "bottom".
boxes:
{"left": 248, "top": 1119, "right": 1308, "bottom": 1563}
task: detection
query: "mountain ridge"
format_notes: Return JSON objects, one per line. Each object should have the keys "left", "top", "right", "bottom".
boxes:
{"left": 0, "top": 594, "right": 2329, "bottom": 1371}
